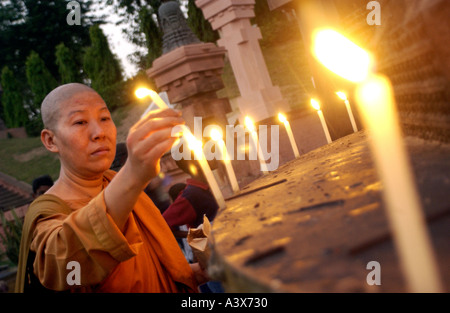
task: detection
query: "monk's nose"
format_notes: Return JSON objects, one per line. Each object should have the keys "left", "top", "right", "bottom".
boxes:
{"left": 91, "top": 122, "right": 106, "bottom": 141}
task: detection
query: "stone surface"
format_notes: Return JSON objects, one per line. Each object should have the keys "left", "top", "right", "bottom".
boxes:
{"left": 209, "top": 131, "right": 450, "bottom": 292}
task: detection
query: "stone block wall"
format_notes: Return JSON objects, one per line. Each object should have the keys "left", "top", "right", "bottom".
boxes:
{"left": 334, "top": 0, "right": 450, "bottom": 142}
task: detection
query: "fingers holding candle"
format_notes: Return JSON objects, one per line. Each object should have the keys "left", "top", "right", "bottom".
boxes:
{"left": 134, "top": 87, "right": 226, "bottom": 209}
{"left": 132, "top": 108, "right": 183, "bottom": 131}
{"left": 125, "top": 114, "right": 185, "bottom": 185}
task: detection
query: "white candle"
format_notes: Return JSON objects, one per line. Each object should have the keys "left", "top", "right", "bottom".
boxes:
{"left": 337, "top": 91, "right": 358, "bottom": 132}
{"left": 244, "top": 116, "right": 269, "bottom": 174}
{"left": 136, "top": 87, "right": 226, "bottom": 209}
{"left": 135, "top": 87, "right": 169, "bottom": 109}
{"left": 210, "top": 128, "right": 240, "bottom": 194}
{"left": 186, "top": 133, "right": 226, "bottom": 210}
{"left": 355, "top": 75, "right": 442, "bottom": 292}
{"left": 313, "top": 29, "right": 443, "bottom": 293}
{"left": 278, "top": 113, "right": 300, "bottom": 158}
{"left": 310, "top": 99, "right": 332, "bottom": 144}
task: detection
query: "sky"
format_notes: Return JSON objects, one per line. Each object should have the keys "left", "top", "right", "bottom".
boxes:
{"left": 96, "top": 5, "right": 141, "bottom": 79}
{"left": 97, "top": 1, "right": 189, "bottom": 79}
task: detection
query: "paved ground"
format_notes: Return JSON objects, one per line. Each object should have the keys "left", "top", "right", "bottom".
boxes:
{"left": 208, "top": 130, "right": 450, "bottom": 292}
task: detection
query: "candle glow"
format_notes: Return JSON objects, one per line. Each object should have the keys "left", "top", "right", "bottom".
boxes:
{"left": 278, "top": 113, "right": 300, "bottom": 158}
{"left": 312, "top": 29, "right": 373, "bottom": 83}
{"left": 310, "top": 99, "right": 332, "bottom": 144}
{"left": 244, "top": 116, "right": 269, "bottom": 173}
{"left": 184, "top": 132, "right": 226, "bottom": 210}
{"left": 210, "top": 128, "right": 240, "bottom": 194}
{"left": 313, "top": 29, "right": 442, "bottom": 292}
{"left": 336, "top": 91, "right": 358, "bottom": 132}
{"left": 134, "top": 87, "right": 226, "bottom": 209}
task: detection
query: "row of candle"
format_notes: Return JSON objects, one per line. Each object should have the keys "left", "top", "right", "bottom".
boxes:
{"left": 311, "top": 29, "right": 442, "bottom": 292}
{"left": 135, "top": 87, "right": 353, "bottom": 206}
{"left": 135, "top": 26, "right": 441, "bottom": 292}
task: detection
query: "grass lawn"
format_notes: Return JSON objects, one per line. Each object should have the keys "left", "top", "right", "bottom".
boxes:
{"left": 0, "top": 137, "right": 60, "bottom": 185}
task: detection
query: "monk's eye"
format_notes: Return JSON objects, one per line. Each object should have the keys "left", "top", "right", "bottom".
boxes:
{"left": 100, "top": 116, "right": 111, "bottom": 122}
{"left": 74, "top": 120, "right": 87, "bottom": 125}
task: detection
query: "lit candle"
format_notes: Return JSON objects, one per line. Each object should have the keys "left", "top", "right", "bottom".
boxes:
{"left": 336, "top": 91, "right": 358, "bottom": 133}
{"left": 210, "top": 128, "right": 240, "bottom": 194}
{"left": 135, "top": 87, "right": 169, "bottom": 110}
{"left": 184, "top": 132, "right": 226, "bottom": 210}
{"left": 244, "top": 116, "right": 269, "bottom": 174}
{"left": 278, "top": 113, "right": 300, "bottom": 158}
{"left": 135, "top": 87, "right": 226, "bottom": 209}
{"left": 313, "top": 29, "right": 443, "bottom": 293}
{"left": 310, "top": 99, "right": 332, "bottom": 144}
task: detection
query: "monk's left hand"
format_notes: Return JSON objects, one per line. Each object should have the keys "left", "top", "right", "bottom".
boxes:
{"left": 190, "top": 263, "right": 210, "bottom": 286}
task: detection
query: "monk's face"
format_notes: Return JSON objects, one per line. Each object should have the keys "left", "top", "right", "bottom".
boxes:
{"left": 51, "top": 91, "right": 117, "bottom": 178}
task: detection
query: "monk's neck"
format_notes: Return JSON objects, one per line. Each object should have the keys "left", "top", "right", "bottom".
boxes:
{"left": 53, "top": 167, "right": 105, "bottom": 200}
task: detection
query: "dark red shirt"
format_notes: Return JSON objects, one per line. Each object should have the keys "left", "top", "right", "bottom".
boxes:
{"left": 163, "top": 179, "right": 218, "bottom": 229}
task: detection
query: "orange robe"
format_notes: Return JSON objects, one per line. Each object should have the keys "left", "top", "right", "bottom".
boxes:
{"left": 15, "top": 170, "right": 198, "bottom": 293}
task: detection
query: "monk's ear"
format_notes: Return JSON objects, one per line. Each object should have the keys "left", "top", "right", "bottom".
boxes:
{"left": 41, "top": 129, "right": 59, "bottom": 153}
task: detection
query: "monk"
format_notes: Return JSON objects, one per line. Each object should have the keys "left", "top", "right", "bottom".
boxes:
{"left": 15, "top": 83, "right": 207, "bottom": 292}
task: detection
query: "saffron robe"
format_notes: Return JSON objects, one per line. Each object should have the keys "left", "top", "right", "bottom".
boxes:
{"left": 15, "top": 170, "right": 198, "bottom": 292}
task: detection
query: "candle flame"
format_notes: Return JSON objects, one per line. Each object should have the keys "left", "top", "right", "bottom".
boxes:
{"left": 209, "top": 128, "right": 223, "bottom": 142}
{"left": 135, "top": 87, "right": 151, "bottom": 99}
{"left": 355, "top": 75, "right": 394, "bottom": 121}
{"left": 312, "top": 29, "right": 372, "bottom": 83}
{"left": 311, "top": 99, "right": 321, "bottom": 111}
{"left": 244, "top": 116, "right": 256, "bottom": 132}
{"left": 278, "top": 113, "right": 287, "bottom": 124}
{"left": 188, "top": 164, "right": 198, "bottom": 176}
{"left": 185, "top": 133, "right": 203, "bottom": 158}
{"left": 336, "top": 91, "right": 348, "bottom": 101}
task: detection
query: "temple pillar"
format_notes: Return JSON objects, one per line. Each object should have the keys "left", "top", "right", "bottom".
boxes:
{"left": 146, "top": 1, "right": 236, "bottom": 196}
{"left": 196, "top": 0, "right": 289, "bottom": 122}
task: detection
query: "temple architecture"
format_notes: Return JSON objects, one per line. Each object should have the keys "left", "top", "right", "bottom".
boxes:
{"left": 195, "top": 0, "right": 290, "bottom": 123}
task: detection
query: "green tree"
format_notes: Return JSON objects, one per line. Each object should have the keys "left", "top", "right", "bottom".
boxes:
{"left": 186, "top": 0, "right": 218, "bottom": 43}
{"left": 106, "top": 0, "right": 186, "bottom": 71}
{"left": 25, "top": 51, "right": 58, "bottom": 113}
{"left": 0, "top": 0, "right": 100, "bottom": 82}
{"left": 138, "top": 7, "right": 162, "bottom": 68}
{"left": 55, "top": 42, "right": 82, "bottom": 84}
{"left": 25, "top": 51, "right": 57, "bottom": 135}
{"left": 1, "top": 66, "right": 29, "bottom": 128}
{"left": 83, "top": 25, "right": 124, "bottom": 109}
{"left": 252, "top": 0, "right": 300, "bottom": 47}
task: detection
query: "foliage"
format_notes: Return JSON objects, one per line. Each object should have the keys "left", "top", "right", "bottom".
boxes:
{"left": 1, "top": 66, "right": 28, "bottom": 128}
{"left": 0, "top": 0, "right": 100, "bottom": 82}
{"left": 106, "top": 0, "right": 216, "bottom": 71}
{"left": 252, "top": 0, "right": 301, "bottom": 47}
{"left": 25, "top": 51, "right": 58, "bottom": 113}
{"left": 25, "top": 51, "right": 58, "bottom": 136}
{"left": 55, "top": 42, "right": 82, "bottom": 84}
{"left": 186, "top": 0, "right": 218, "bottom": 43}
{"left": 0, "top": 210, "right": 23, "bottom": 266}
{"left": 138, "top": 7, "right": 162, "bottom": 68}
{"left": 83, "top": 25, "right": 123, "bottom": 95}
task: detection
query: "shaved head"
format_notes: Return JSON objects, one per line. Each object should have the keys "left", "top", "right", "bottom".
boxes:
{"left": 41, "top": 83, "right": 98, "bottom": 131}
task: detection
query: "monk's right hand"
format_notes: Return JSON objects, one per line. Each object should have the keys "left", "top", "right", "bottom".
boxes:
{"left": 124, "top": 108, "right": 184, "bottom": 188}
